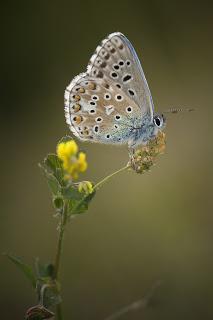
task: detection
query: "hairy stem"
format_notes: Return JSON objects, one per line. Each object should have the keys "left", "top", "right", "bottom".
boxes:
{"left": 56, "top": 304, "right": 63, "bottom": 320}
{"left": 53, "top": 164, "right": 130, "bottom": 319}
{"left": 54, "top": 199, "right": 68, "bottom": 320}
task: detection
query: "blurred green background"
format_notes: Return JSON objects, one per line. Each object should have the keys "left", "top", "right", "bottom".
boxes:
{"left": 1, "top": 0, "right": 213, "bottom": 319}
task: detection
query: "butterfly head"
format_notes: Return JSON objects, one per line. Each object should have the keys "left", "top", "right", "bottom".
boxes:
{"left": 153, "top": 113, "right": 166, "bottom": 130}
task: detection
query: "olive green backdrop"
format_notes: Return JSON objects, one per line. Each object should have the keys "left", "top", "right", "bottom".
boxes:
{"left": 1, "top": 0, "right": 213, "bottom": 319}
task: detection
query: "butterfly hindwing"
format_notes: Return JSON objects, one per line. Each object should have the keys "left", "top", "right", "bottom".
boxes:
{"left": 64, "top": 74, "right": 142, "bottom": 144}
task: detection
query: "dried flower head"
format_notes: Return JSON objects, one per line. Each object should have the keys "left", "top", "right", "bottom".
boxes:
{"left": 129, "top": 131, "right": 166, "bottom": 174}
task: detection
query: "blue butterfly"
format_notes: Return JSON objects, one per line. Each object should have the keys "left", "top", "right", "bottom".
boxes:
{"left": 64, "top": 32, "right": 166, "bottom": 149}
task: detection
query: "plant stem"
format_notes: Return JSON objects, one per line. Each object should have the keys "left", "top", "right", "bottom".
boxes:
{"left": 56, "top": 304, "right": 63, "bottom": 320}
{"left": 94, "top": 164, "right": 130, "bottom": 191}
{"left": 52, "top": 164, "right": 129, "bottom": 319}
{"left": 54, "top": 199, "right": 68, "bottom": 320}
{"left": 71, "top": 164, "right": 130, "bottom": 215}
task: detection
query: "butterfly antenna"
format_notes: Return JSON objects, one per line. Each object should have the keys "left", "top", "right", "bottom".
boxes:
{"left": 163, "top": 107, "right": 195, "bottom": 114}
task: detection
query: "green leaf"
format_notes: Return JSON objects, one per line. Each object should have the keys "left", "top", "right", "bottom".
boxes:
{"left": 43, "top": 284, "right": 62, "bottom": 307}
{"left": 36, "top": 279, "right": 61, "bottom": 308}
{"left": 68, "top": 191, "right": 96, "bottom": 215}
{"left": 39, "top": 164, "right": 61, "bottom": 195}
{"left": 44, "top": 154, "right": 65, "bottom": 186}
{"left": 44, "top": 154, "right": 62, "bottom": 173}
{"left": 61, "top": 185, "right": 83, "bottom": 200}
{"left": 46, "top": 174, "right": 61, "bottom": 195}
{"left": 58, "top": 135, "right": 73, "bottom": 143}
{"left": 4, "top": 253, "right": 36, "bottom": 288}
{"left": 25, "top": 305, "right": 54, "bottom": 320}
{"left": 35, "top": 258, "right": 54, "bottom": 279}
{"left": 39, "top": 153, "right": 67, "bottom": 195}
{"left": 53, "top": 197, "right": 64, "bottom": 213}
{"left": 35, "top": 259, "right": 60, "bottom": 308}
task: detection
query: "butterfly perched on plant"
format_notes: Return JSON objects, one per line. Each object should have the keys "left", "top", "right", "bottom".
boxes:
{"left": 64, "top": 32, "right": 166, "bottom": 149}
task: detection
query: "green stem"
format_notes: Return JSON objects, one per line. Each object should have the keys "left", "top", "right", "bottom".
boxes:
{"left": 72, "top": 164, "right": 130, "bottom": 214}
{"left": 56, "top": 304, "right": 63, "bottom": 320}
{"left": 52, "top": 164, "right": 129, "bottom": 319}
{"left": 54, "top": 199, "right": 68, "bottom": 320}
{"left": 94, "top": 164, "right": 130, "bottom": 191}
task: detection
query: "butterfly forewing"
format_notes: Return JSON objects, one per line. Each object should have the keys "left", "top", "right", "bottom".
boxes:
{"left": 87, "top": 32, "right": 154, "bottom": 119}
{"left": 64, "top": 75, "right": 142, "bottom": 144}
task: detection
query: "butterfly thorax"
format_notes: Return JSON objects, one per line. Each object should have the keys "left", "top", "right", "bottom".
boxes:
{"left": 128, "top": 114, "right": 155, "bottom": 147}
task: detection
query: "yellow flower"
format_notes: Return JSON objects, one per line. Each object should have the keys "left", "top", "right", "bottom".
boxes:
{"left": 78, "top": 181, "right": 94, "bottom": 194}
{"left": 56, "top": 140, "right": 88, "bottom": 180}
{"left": 57, "top": 140, "right": 78, "bottom": 161}
{"left": 77, "top": 152, "right": 88, "bottom": 172}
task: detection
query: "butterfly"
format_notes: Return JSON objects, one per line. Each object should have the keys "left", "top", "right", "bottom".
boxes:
{"left": 64, "top": 32, "right": 166, "bottom": 149}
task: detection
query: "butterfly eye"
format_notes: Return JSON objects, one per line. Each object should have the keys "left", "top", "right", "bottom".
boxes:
{"left": 154, "top": 115, "right": 164, "bottom": 127}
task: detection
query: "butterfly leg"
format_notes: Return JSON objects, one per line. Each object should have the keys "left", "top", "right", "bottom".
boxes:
{"left": 128, "top": 144, "right": 137, "bottom": 170}
{"left": 128, "top": 145, "right": 135, "bottom": 157}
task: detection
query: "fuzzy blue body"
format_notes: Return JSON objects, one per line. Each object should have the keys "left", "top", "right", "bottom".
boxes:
{"left": 130, "top": 116, "right": 158, "bottom": 146}
{"left": 107, "top": 113, "right": 160, "bottom": 147}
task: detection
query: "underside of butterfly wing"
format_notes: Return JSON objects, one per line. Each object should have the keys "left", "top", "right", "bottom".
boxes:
{"left": 87, "top": 32, "right": 154, "bottom": 119}
{"left": 64, "top": 74, "right": 143, "bottom": 144}
{"left": 64, "top": 32, "right": 155, "bottom": 146}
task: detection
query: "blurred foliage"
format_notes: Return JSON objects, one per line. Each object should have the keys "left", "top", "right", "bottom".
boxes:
{"left": 2, "top": 0, "right": 213, "bottom": 319}
{"left": 6, "top": 138, "right": 96, "bottom": 319}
